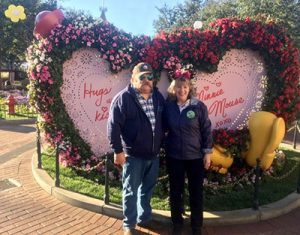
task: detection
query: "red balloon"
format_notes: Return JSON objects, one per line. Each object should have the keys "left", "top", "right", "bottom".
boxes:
{"left": 33, "top": 9, "right": 64, "bottom": 38}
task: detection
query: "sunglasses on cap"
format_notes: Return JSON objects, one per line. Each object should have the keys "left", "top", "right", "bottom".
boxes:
{"left": 139, "top": 74, "right": 154, "bottom": 81}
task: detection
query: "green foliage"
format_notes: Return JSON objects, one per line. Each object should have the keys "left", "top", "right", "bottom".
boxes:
{"left": 0, "top": 97, "right": 37, "bottom": 120}
{"left": 154, "top": 0, "right": 300, "bottom": 48}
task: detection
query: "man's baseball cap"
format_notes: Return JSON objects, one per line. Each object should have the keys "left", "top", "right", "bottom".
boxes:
{"left": 132, "top": 62, "right": 153, "bottom": 78}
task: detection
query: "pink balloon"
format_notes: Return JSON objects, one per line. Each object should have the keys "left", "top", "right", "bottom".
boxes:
{"left": 33, "top": 9, "right": 64, "bottom": 38}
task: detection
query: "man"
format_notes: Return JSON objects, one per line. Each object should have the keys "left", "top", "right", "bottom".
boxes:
{"left": 107, "top": 62, "right": 165, "bottom": 235}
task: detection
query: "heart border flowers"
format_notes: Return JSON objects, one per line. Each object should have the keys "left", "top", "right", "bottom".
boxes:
{"left": 27, "top": 16, "right": 300, "bottom": 169}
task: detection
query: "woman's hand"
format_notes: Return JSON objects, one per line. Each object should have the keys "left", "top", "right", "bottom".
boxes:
{"left": 203, "top": 153, "right": 211, "bottom": 170}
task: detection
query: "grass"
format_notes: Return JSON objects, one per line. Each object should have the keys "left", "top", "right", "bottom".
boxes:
{"left": 40, "top": 146, "right": 300, "bottom": 211}
{"left": 0, "top": 106, "right": 37, "bottom": 120}
{"left": 0, "top": 98, "right": 37, "bottom": 120}
{"left": 41, "top": 152, "right": 122, "bottom": 204}
{"left": 203, "top": 160, "right": 298, "bottom": 211}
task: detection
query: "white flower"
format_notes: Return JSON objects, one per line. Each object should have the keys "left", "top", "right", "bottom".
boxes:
{"left": 40, "top": 53, "right": 45, "bottom": 62}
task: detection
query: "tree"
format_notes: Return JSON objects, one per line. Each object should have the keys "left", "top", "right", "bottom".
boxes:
{"left": 154, "top": 0, "right": 203, "bottom": 33}
{"left": 236, "top": 0, "right": 300, "bottom": 47}
{"left": 0, "top": 0, "right": 57, "bottom": 70}
{"left": 153, "top": 0, "right": 300, "bottom": 48}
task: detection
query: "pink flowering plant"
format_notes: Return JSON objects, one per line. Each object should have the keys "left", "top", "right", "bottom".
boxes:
{"left": 27, "top": 14, "right": 151, "bottom": 170}
{"left": 143, "top": 18, "right": 300, "bottom": 125}
{"left": 142, "top": 17, "right": 299, "bottom": 160}
{"left": 27, "top": 16, "right": 300, "bottom": 177}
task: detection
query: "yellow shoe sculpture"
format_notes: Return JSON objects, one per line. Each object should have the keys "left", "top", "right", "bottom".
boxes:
{"left": 210, "top": 145, "right": 234, "bottom": 174}
{"left": 245, "top": 111, "right": 285, "bottom": 170}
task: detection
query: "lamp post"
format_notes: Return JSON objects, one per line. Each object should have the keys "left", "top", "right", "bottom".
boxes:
{"left": 193, "top": 21, "right": 203, "bottom": 29}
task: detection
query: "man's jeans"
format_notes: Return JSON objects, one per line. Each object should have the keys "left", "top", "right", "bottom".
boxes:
{"left": 122, "top": 156, "right": 159, "bottom": 229}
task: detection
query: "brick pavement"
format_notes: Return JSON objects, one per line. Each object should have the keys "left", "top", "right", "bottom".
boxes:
{"left": 0, "top": 149, "right": 130, "bottom": 235}
{"left": 0, "top": 123, "right": 36, "bottom": 159}
{"left": 1, "top": 123, "right": 300, "bottom": 234}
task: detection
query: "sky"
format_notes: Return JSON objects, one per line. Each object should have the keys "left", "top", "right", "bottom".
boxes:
{"left": 58, "top": 0, "right": 184, "bottom": 37}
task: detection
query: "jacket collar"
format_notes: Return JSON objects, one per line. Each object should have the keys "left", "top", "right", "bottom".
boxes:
{"left": 190, "top": 97, "right": 199, "bottom": 106}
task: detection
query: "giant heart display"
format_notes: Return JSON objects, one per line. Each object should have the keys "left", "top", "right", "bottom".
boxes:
{"left": 61, "top": 48, "right": 266, "bottom": 157}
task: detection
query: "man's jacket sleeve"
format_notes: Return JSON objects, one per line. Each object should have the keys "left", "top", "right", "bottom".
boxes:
{"left": 107, "top": 97, "right": 126, "bottom": 154}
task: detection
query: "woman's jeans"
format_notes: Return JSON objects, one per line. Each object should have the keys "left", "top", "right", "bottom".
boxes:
{"left": 122, "top": 156, "right": 159, "bottom": 228}
{"left": 167, "top": 157, "right": 204, "bottom": 230}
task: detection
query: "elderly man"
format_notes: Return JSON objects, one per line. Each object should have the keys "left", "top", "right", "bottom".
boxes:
{"left": 107, "top": 62, "right": 165, "bottom": 235}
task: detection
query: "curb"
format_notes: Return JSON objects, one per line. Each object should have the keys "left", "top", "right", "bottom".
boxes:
{"left": 31, "top": 153, "right": 300, "bottom": 226}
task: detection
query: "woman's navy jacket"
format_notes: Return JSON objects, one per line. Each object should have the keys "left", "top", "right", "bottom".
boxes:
{"left": 107, "top": 84, "right": 165, "bottom": 159}
{"left": 164, "top": 98, "right": 213, "bottom": 160}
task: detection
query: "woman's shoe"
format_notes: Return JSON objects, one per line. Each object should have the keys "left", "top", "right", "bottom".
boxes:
{"left": 172, "top": 224, "right": 183, "bottom": 235}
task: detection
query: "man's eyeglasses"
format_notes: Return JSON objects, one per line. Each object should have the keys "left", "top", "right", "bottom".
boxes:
{"left": 139, "top": 74, "right": 154, "bottom": 81}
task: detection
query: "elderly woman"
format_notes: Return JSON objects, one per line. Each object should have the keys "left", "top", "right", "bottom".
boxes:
{"left": 163, "top": 70, "right": 213, "bottom": 235}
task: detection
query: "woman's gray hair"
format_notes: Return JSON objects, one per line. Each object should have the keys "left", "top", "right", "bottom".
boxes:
{"left": 167, "top": 78, "right": 196, "bottom": 101}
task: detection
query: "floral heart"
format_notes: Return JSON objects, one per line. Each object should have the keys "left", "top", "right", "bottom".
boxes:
{"left": 27, "top": 17, "right": 300, "bottom": 168}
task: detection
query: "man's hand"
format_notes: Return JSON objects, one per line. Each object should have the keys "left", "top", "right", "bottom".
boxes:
{"left": 114, "top": 152, "right": 126, "bottom": 166}
{"left": 203, "top": 153, "right": 211, "bottom": 170}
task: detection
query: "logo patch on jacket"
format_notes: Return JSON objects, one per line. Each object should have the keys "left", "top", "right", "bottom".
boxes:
{"left": 186, "top": 110, "right": 196, "bottom": 119}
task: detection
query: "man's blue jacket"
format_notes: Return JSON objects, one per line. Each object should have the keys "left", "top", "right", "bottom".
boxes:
{"left": 107, "top": 84, "right": 165, "bottom": 159}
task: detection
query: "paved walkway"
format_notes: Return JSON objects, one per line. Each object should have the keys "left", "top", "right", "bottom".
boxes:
{"left": 1, "top": 122, "right": 300, "bottom": 234}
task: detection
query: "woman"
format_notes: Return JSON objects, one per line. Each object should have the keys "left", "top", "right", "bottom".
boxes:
{"left": 163, "top": 71, "right": 212, "bottom": 235}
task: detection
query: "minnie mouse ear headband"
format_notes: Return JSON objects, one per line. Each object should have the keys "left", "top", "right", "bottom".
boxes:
{"left": 170, "top": 64, "right": 196, "bottom": 81}
{"left": 173, "top": 69, "right": 192, "bottom": 80}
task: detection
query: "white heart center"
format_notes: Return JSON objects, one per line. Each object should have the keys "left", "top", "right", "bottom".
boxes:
{"left": 61, "top": 48, "right": 130, "bottom": 157}
{"left": 195, "top": 49, "right": 267, "bottom": 129}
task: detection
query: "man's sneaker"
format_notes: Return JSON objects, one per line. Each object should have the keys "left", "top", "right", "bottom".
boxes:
{"left": 123, "top": 227, "right": 135, "bottom": 235}
{"left": 192, "top": 227, "right": 202, "bottom": 235}
{"left": 137, "top": 220, "right": 162, "bottom": 229}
